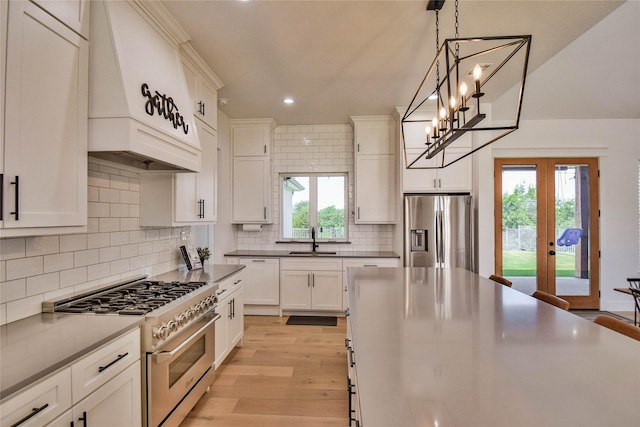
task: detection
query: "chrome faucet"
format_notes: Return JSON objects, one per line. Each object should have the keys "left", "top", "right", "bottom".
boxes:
{"left": 311, "top": 226, "right": 319, "bottom": 252}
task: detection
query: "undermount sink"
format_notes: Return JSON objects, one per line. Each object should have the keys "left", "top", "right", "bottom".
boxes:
{"left": 288, "top": 251, "right": 337, "bottom": 255}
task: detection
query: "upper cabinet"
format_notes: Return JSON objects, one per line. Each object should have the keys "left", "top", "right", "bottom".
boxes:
{"left": 351, "top": 116, "right": 397, "bottom": 224}
{"left": 1, "top": 0, "right": 88, "bottom": 237}
{"left": 139, "top": 120, "right": 218, "bottom": 225}
{"left": 180, "top": 43, "right": 223, "bottom": 130}
{"left": 231, "top": 119, "right": 276, "bottom": 224}
{"left": 31, "top": 0, "right": 90, "bottom": 38}
{"left": 398, "top": 108, "right": 472, "bottom": 193}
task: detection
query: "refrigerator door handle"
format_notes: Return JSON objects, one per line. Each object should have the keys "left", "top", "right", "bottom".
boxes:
{"left": 438, "top": 210, "right": 445, "bottom": 265}
{"left": 435, "top": 210, "right": 440, "bottom": 266}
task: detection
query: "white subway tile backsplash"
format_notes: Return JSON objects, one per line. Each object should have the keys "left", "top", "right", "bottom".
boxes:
{"left": 100, "top": 246, "right": 120, "bottom": 263}
{"left": 60, "top": 267, "right": 87, "bottom": 288}
{"left": 99, "top": 218, "right": 120, "bottom": 233}
{"left": 44, "top": 253, "right": 74, "bottom": 273}
{"left": 60, "top": 235, "right": 87, "bottom": 253}
{"left": 110, "top": 203, "right": 130, "bottom": 218}
{"left": 0, "top": 279, "right": 26, "bottom": 303}
{"left": 120, "top": 218, "right": 139, "bottom": 231}
{"left": 88, "top": 202, "right": 110, "bottom": 218}
{"left": 87, "top": 233, "right": 110, "bottom": 249}
{"left": 26, "top": 236, "right": 60, "bottom": 257}
{"left": 6, "top": 294, "right": 43, "bottom": 323}
{"left": 87, "top": 262, "right": 111, "bottom": 282}
{"left": 99, "top": 187, "right": 120, "bottom": 203}
{"left": 110, "top": 231, "right": 130, "bottom": 246}
{"left": 0, "top": 238, "right": 25, "bottom": 260}
{"left": 27, "top": 272, "right": 59, "bottom": 296}
{"left": 110, "top": 174, "right": 130, "bottom": 190}
{"left": 74, "top": 249, "right": 100, "bottom": 267}
{"left": 120, "top": 190, "right": 139, "bottom": 204}
{"left": 6, "top": 257, "right": 43, "bottom": 281}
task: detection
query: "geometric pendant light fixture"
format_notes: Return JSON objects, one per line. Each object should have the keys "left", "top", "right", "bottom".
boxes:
{"left": 402, "top": 0, "right": 532, "bottom": 169}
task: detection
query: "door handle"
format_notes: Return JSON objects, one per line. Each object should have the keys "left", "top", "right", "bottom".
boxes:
{"left": 549, "top": 250, "right": 556, "bottom": 256}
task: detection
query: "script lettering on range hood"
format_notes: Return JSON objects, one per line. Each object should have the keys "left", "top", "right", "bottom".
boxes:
{"left": 88, "top": 0, "right": 201, "bottom": 172}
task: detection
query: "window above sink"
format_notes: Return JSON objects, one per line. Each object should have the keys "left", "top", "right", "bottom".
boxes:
{"left": 280, "top": 173, "right": 348, "bottom": 243}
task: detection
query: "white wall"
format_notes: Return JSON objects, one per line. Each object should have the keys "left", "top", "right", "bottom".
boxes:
{"left": 0, "top": 160, "right": 191, "bottom": 325}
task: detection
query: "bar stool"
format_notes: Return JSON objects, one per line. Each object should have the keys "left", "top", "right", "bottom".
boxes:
{"left": 629, "top": 287, "right": 640, "bottom": 326}
{"left": 532, "top": 290, "right": 570, "bottom": 310}
{"left": 488, "top": 274, "right": 512, "bottom": 288}
{"left": 594, "top": 314, "right": 640, "bottom": 341}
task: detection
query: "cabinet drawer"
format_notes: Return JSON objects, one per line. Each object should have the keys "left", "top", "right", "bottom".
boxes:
{"left": 216, "top": 272, "right": 243, "bottom": 302}
{"left": 71, "top": 328, "right": 140, "bottom": 404}
{"left": 280, "top": 258, "right": 343, "bottom": 271}
{"left": 343, "top": 258, "right": 400, "bottom": 269}
{"left": 0, "top": 368, "right": 71, "bottom": 427}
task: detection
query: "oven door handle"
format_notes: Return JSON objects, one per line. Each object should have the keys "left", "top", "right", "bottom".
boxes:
{"left": 153, "top": 312, "right": 221, "bottom": 363}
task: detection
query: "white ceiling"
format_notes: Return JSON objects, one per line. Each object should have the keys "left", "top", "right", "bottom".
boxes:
{"left": 161, "top": 0, "right": 632, "bottom": 126}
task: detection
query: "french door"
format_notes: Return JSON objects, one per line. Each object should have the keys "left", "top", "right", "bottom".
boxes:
{"left": 494, "top": 158, "right": 600, "bottom": 309}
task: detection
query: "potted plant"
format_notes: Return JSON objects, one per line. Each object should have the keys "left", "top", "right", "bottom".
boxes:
{"left": 196, "top": 247, "right": 211, "bottom": 266}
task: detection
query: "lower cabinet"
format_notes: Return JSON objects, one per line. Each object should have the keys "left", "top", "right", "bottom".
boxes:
{"left": 342, "top": 258, "right": 400, "bottom": 309}
{"left": 0, "top": 328, "right": 141, "bottom": 427}
{"left": 280, "top": 258, "right": 343, "bottom": 312}
{"left": 47, "top": 362, "right": 141, "bottom": 427}
{"left": 214, "top": 273, "right": 244, "bottom": 369}
{"left": 226, "top": 257, "right": 280, "bottom": 315}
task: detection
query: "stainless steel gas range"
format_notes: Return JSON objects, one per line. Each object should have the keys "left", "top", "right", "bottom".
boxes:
{"left": 42, "top": 270, "right": 231, "bottom": 427}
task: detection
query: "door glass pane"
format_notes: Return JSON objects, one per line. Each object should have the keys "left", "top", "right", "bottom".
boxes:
{"left": 501, "top": 165, "right": 537, "bottom": 294}
{"left": 317, "top": 176, "right": 345, "bottom": 239}
{"left": 555, "top": 164, "right": 590, "bottom": 296}
{"left": 282, "top": 176, "right": 309, "bottom": 239}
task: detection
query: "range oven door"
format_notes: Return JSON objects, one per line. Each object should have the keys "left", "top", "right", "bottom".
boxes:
{"left": 147, "top": 309, "right": 219, "bottom": 426}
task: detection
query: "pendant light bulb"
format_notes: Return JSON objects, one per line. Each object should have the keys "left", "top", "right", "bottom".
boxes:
{"left": 473, "top": 64, "right": 482, "bottom": 81}
{"left": 440, "top": 107, "right": 447, "bottom": 119}
{"left": 460, "top": 82, "right": 468, "bottom": 96}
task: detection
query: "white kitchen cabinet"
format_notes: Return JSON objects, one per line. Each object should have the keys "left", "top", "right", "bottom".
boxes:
{"left": 0, "top": 368, "right": 72, "bottom": 427}
{"left": 403, "top": 147, "right": 472, "bottom": 193}
{"left": 1, "top": 0, "right": 88, "bottom": 237}
{"left": 139, "top": 120, "right": 218, "bottom": 225}
{"left": 231, "top": 119, "right": 275, "bottom": 224}
{"left": 214, "top": 272, "right": 244, "bottom": 369}
{"left": 180, "top": 44, "right": 223, "bottom": 130}
{"left": 1, "top": 328, "right": 141, "bottom": 427}
{"left": 352, "top": 116, "right": 396, "bottom": 224}
{"left": 280, "top": 258, "right": 343, "bottom": 312}
{"left": 48, "top": 362, "right": 141, "bottom": 427}
{"left": 31, "top": 0, "right": 90, "bottom": 38}
{"left": 227, "top": 257, "right": 280, "bottom": 315}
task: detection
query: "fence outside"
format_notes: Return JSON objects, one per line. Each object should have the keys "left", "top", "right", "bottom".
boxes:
{"left": 503, "top": 226, "right": 575, "bottom": 254}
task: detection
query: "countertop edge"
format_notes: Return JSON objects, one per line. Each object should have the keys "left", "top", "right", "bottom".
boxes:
{"left": 224, "top": 250, "right": 400, "bottom": 259}
{"left": 1, "top": 317, "right": 143, "bottom": 400}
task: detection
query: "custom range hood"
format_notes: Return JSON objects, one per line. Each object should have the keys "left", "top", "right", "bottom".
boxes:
{"left": 88, "top": 0, "right": 200, "bottom": 172}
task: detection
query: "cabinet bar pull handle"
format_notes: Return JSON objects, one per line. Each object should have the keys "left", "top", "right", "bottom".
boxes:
{"left": 78, "top": 411, "right": 87, "bottom": 427}
{"left": 312, "top": 273, "right": 315, "bottom": 287}
{"left": 357, "top": 207, "right": 360, "bottom": 220}
{"left": 263, "top": 144, "right": 267, "bottom": 154}
{"left": 307, "top": 273, "right": 311, "bottom": 287}
{"left": 263, "top": 206, "right": 267, "bottom": 219}
{"left": 98, "top": 352, "right": 128, "bottom": 373}
{"left": 10, "top": 176, "right": 18, "bottom": 220}
{"left": 10, "top": 403, "right": 49, "bottom": 427}
{"left": 252, "top": 259, "right": 266, "bottom": 263}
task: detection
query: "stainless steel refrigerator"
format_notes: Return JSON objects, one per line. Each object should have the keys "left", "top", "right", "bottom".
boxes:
{"left": 404, "top": 194, "right": 473, "bottom": 270}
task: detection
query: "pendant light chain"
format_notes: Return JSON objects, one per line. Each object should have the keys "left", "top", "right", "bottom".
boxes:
{"left": 435, "top": 9, "right": 440, "bottom": 89}
{"left": 455, "top": 0, "right": 460, "bottom": 59}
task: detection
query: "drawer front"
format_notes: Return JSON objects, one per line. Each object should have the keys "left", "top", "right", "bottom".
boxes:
{"left": 71, "top": 328, "right": 140, "bottom": 404}
{"left": 0, "top": 368, "right": 72, "bottom": 427}
{"left": 216, "top": 272, "right": 243, "bottom": 301}
{"left": 343, "top": 258, "right": 399, "bottom": 269}
{"left": 280, "top": 258, "right": 343, "bottom": 271}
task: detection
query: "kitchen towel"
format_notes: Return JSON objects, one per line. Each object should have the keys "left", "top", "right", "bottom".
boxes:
{"left": 242, "top": 224, "right": 262, "bottom": 232}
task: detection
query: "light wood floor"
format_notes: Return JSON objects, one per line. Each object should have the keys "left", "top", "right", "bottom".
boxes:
{"left": 180, "top": 316, "right": 349, "bottom": 427}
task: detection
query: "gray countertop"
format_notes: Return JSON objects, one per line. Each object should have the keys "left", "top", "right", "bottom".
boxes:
{"left": 0, "top": 313, "right": 142, "bottom": 400}
{"left": 224, "top": 250, "right": 400, "bottom": 258}
{"left": 346, "top": 267, "right": 640, "bottom": 427}
{"left": 0, "top": 264, "right": 244, "bottom": 401}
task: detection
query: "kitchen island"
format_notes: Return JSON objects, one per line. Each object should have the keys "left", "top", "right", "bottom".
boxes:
{"left": 346, "top": 267, "right": 640, "bottom": 427}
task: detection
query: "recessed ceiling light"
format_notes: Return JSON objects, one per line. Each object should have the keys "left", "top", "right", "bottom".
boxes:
{"left": 283, "top": 97, "right": 294, "bottom": 104}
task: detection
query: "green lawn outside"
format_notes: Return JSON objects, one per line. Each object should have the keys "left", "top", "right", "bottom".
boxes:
{"left": 502, "top": 250, "right": 578, "bottom": 277}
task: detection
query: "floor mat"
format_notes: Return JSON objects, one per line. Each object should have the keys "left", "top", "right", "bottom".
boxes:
{"left": 286, "top": 316, "right": 337, "bottom": 326}
{"left": 570, "top": 310, "right": 633, "bottom": 323}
